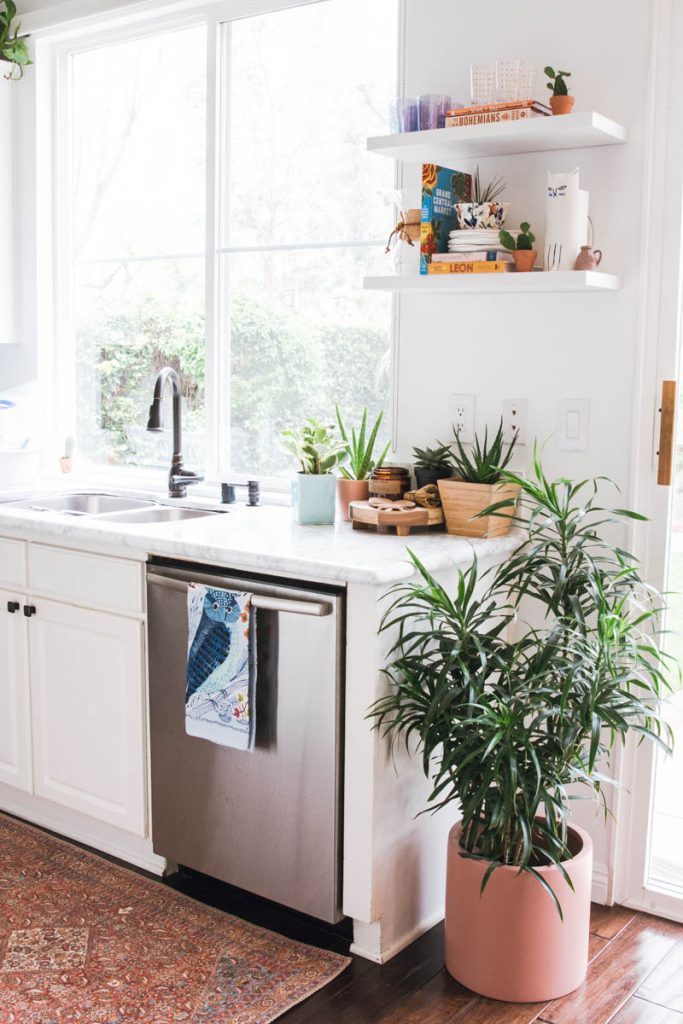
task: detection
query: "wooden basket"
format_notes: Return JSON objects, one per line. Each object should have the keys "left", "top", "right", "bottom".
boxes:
{"left": 437, "top": 480, "right": 519, "bottom": 538}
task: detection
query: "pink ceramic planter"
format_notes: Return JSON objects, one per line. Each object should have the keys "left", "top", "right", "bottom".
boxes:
{"left": 444, "top": 821, "right": 593, "bottom": 1002}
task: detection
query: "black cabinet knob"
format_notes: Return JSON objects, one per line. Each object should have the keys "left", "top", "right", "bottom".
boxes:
{"left": 23, "top": 605, "right": 36, "bottom": 618}
{"left": 6, "top": 601, "right": 19, "bottom": 614}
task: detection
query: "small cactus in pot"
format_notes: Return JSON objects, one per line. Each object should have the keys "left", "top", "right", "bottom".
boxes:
{"left": 499, "top": 222, "right": 537, "bottom": 273}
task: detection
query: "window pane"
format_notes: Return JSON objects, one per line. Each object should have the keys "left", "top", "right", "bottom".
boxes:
{"left": 69, "top": 25, "right": 207, "bottom": 471}
{"left": 72, "top": 27, "right": 207, "bottom": 261}
{"left": 224, "top": 247, "right": 391, "bottom": 478}
{"left": 75, "top": 258, "right": 205, "bottom": 469}
{"left": 222, "top": 0, "right": 397, "bottom": 478}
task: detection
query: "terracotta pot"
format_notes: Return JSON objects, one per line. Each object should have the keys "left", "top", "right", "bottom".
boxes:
{"left": 445, "top": 822, "right": 593, "bottom": 1002}
{"left": 574, "top": 245, "right": 603, "bottom": 271}
{"left": 513, "top": 249, "right": 537, "bottom": 273}
{"left": 59, "top": 457, "right": 73, "bottom": 474}
{"left": 437, "top": 479, "right": 519, "bottom": 537}
{"left": 550, "top": 95, "right": 575, "bottom": 116}
{"left": 337, "top": 478, "right": 369, "bottom": 521}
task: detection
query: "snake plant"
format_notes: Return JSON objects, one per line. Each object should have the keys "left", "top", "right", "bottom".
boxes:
{"left": 0, "top": 3, "right": 31, "bottom": 80}
{"left": 336, "top": 405, "right": 390, "bottom": 481}
{"left": 370, "top": 448, "right": 675, "bottom": 915}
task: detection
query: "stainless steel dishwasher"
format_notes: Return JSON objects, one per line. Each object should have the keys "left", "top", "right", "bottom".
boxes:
{"left": 146, "top": 557, "right": 345, "bottom": 923}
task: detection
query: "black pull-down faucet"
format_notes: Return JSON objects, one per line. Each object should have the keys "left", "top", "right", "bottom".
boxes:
{"left": 147, "top": 367, "right": 204, "bottom": 499}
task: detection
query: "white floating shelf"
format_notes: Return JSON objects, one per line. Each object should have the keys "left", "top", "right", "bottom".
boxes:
{"left": 367, "top": 111, "right": 627, "bottom": 162}
{"left": 364, "top": 271, "right": 621, "bottom": 294}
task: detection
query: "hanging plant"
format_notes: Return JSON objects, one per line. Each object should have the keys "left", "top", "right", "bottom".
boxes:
{"left": 0, "top": 2, "right": 32, "bottom": 80}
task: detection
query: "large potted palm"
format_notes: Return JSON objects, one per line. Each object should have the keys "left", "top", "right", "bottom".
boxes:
{"left": 371, "top": 450, "right": 673, "bottom": 1003}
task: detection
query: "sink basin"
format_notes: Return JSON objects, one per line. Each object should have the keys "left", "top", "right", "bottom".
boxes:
{"left": 7, "top": 493, "right": 158, "bottom": 515}
{"left": 97, "top": 506, "right": 218, "bottom": 524}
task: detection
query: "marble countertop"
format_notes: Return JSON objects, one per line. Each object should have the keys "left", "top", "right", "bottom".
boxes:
{"left": 0, "top": 491, "right": 521, "bottom": 585}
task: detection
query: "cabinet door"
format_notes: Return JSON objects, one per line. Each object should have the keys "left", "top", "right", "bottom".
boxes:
{"left": 29, "top": 599, "right": 146, "bottom": 836}
{"left": 0, "top": 589, "right": 32, "bottom": 792}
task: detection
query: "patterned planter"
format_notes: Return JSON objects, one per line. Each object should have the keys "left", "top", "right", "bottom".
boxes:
{"left": 454, "top": 202, "right": 510, "bottom": 230}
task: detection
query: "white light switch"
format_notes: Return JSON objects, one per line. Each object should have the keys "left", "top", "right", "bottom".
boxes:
{"left": 559, "top": 399, "right": 589, "bottom": 451}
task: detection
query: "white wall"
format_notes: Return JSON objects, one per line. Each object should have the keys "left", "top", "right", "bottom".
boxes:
{"left": 398, "top": 0, "right": 654, "bottom": 886}
{"left": 0, "top": 79, "right": 16, "bottom": 350}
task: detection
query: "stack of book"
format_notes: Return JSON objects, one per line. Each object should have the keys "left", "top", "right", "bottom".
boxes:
{"left": 445, "top": 99, "right": 551, "bottom": 128}
{"left": 426, "top": 229, "right": 516, "bottom": 274}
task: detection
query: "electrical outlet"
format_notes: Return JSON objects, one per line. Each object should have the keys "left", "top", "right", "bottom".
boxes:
{"left": 450, "top": 394, "right": 475, "bottom": 443}
{"left": 502, "top": 398, "right": 527, "bottom": 445}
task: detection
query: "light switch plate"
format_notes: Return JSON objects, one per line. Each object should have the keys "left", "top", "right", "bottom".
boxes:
{"left": 450, "top": 394, "right": 475, "bottom": 443}
{"left": 559, "top": 399, "right": 589, "bottom": 450}
{"left": 502, "top": 398, "right": 527, "bottom": 445}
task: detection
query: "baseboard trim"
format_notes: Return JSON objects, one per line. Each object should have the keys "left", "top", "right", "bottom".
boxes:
{"left": 0, "top": 793, "right": 166, "bottom": 876}
{"left": 351, "top": 908, "right": 444, "bottom": 964}
{"left": 591, "top": 866, "right": 610, "bottom": 906}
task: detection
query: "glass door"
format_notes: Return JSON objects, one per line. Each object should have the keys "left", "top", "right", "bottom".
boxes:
{"left": 617, "top": 0, "right": 683, "bottom": 920}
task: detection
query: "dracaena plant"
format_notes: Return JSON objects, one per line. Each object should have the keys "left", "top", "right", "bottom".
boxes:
{"left": 370, "top": 448, "right": 675, "bottom": 915}
{"left": 281, "top": 418, "right": 345, "bottom": 475}
{"left": 336, "top": 405, "right": 390, "bottom": 481}
{"left": 451, "top": 419, "right": 517, "bottom": 484}
{"left": 0, "top": 2, "right": 31, "bottom": 80}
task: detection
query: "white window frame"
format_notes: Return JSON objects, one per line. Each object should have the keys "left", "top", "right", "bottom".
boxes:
{"left": 37, "top": 0, "right": 398, "bottom": 493}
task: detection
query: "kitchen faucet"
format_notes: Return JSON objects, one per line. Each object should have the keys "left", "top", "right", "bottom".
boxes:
{"left": 146, "top": 367, "right": 204, "bottom": 498}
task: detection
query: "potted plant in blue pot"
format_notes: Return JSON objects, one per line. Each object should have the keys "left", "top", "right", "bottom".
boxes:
{"left": 282, "top": 418, "right": 345, "bottom": 525}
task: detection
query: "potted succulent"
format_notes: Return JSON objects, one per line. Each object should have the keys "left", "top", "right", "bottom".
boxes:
{"left": 412, "top": 443, "right": 453, "bottom": 489}
{"left": 455, "top": 166, "right": 508, "bottom": 230}
{"left": 281, "top": 418, "right": 345, "bottom": 525}
{"left": 335, "top": 405, "right": 390, "bottom": 521}
{"left": 545, "top": 66, "right": 574, "bottom": 115}
{"left": 437, "top": 421, "right": 518, "bottom": 536}
{"left": 59, "top": 435, "right": 75, "bottom": 474}
{"left": 499, "top": 222, "right": 537, "bottom": 272}
{"left": 0, "top": 2, "right": 31, "bottom": 80}
{"left": 371, "top": 452, "right": 673, "bottom": 1002}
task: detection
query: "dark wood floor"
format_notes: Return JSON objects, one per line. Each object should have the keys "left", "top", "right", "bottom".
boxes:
{"left": 169, "top": 867, "right": 683, "bottom": 1024}
{"left": 7, "top": 814, "right": 683, "bottom": 1024}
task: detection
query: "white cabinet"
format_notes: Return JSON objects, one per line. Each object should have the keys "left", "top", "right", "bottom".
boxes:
{"left": 28, "top": 598, "right": 147, "bottom": 836}
{"left": 0, "top": 589, "right": 32, "bottom": 792}
{"left": 0, "top": 536, "right": 149, "bottom": 847}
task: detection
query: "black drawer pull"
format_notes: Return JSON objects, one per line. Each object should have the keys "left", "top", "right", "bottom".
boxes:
{"left": 6, "top": 601, "right": 19, "bottom": 614}
{"left": 23, "top": 605, "right": 36, "bottom": 618}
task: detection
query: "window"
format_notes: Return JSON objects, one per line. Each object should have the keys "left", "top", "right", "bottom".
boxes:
{"left": 59, "top": 0, "right": 397, "bottom": 482}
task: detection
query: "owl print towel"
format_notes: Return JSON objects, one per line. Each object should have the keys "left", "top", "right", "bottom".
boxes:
{"left": 185, "top": 584, "right": 257, "bottom": 751}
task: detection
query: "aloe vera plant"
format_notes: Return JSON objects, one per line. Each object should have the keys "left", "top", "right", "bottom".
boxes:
{"left": 370, "top": 449, "right": 675, "bottom": 913}
{"left": 336, "top": 405, "right": 390, "bottom": 481}
{"left": 0, "top": 2, "right": 31, "bottom": 80}
{"left": 281, "top": 418, "right": 345, "bottom": 475}
{"left": 451, "top": 419, "right": 517, "bottom": 484}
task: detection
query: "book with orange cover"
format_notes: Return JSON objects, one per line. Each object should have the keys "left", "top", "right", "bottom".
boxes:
{"left": 427, "top": 261, "right": 511, "bottom": 274}
{"left": 445, "top": 107, "right": 547, "bottom": 127}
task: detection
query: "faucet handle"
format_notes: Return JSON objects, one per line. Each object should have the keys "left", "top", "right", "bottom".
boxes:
{"left": 174, "top": 469, "right": 203, "bottom": 485}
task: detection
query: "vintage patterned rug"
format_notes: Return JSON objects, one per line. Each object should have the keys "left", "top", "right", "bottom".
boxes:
{"left": 0, "top": 813, "right": 350, "bottom": 1023}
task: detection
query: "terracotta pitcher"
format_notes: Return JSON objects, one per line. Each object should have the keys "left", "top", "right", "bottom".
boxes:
{"left": 575, "top": 245, "right": 603, "bottom": 271}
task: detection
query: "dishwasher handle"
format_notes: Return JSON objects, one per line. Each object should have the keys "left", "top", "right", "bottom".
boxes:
{"left": 146, "top": 571, "right": 332, "bottom": 617}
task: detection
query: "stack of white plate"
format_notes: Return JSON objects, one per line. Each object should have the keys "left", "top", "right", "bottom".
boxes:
{"left": 448, "top": 228, "right": 518, "bottom": 253}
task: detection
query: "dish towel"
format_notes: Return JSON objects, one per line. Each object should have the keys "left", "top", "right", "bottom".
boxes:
{"left": 185, "top": 583, "right": 257, "bottom": 751}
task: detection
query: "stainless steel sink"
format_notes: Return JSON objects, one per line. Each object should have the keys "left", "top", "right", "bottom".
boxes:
{"left": 7, "top": 493, "right": 158, "bottom": 515}
{"left": 97, "top": 506, "right": 218, "bottom": 524}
